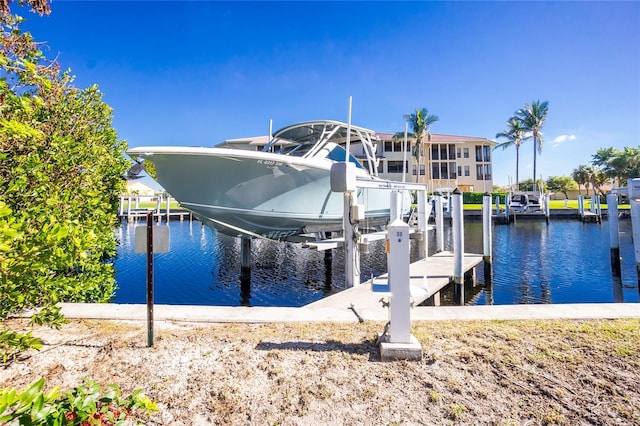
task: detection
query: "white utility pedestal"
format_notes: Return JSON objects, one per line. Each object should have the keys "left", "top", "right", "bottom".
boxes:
{"left": 379, "top": 218, "right": 423, "bottom": 362}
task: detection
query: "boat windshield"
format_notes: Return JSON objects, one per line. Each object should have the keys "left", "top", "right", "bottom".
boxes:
{"left": 276, "top": 141, "right": 362, "bottom": 168}
{"left": 264, "top": 120, "right": 378, "bottom": 175}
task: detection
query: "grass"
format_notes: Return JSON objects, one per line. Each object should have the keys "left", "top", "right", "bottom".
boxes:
{"left": 4, "top": 318, "right": 637, "bottom": 425}
{"left": 462, "top": 199, "right": 629, "bottom": 211}
{"left": 130, "top": 200, "right": 182, "bottom": 210}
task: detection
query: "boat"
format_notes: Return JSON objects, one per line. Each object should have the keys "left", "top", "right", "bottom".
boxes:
{"left": 127, "top": 120, "right": 412, "bottom": 240}
{"left": 509, "top": 191, "right": 542, "bottom": 213}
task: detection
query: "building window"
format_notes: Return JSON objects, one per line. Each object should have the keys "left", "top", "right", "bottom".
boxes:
{"left": 394, "top": 141, "right": 403, "bottom": 152}
{"left": 387, "top": 161, "right": 408, "bottom": 174}
{"left": 457, "top": 165, "right": 462, "bottom": 177}
{"left": 475, "top": 146, "right": 483, "bottom": 162}
{"left": 464, "top": 165, "right": 470, "bottom": 177}
{"left": 484, "top": 164, "right": 492, "bottom": 180}
{"left": 476, "top": 165, "right": 483, "bottom": 180}
{"left": 384, "top": 141, "right": 393, "bottom": 152}
{"left": 431, "top": 145, "right": 439, "bottom": 161}
{"left": 432, "top": 163, "right": 440, "bottom": 179}
{"left": 463, "top": 148, "right": 469, "bottom": 158}
{"left": 440, "top": 162, "right": 448, "bottom": 179}
{"left": 483, "top": 145, "right": 491, "bottom": 162}
{"left": 449, "top": 162, "right": 456, "bottom": 179}
{"left": 456, "top": 148, "right": 461, "bottom": 159}
{"left": 448, "top": 144, "right": 456, "bottom": 160}
{"left": 440, "top": 145, "right": 448, "bottom": 160}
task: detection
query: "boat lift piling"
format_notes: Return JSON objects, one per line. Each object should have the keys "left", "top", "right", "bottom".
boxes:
{"left": 451, "top": 188, "right": 465, "bottom": 305}
{"left": 435, "top": 193, "right": 445, "bottom": 253}
{"left": 607, "top": 192, "right": 621, "bottom": 277}
{"left": 482, "top": 193, "right": 493, "bottom": 278}
{"left": 416, "top": 190, "right": 428, "bottom": 259}
{"left": 240, "top": 237, "right": 252, "bottom": 296}
{"left": 627, "top": 179, "right": 640, "bottom": 282}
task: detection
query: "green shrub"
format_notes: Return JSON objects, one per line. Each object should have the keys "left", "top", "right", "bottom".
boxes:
{"left": 0, "top": 377, "right": 157, "bottom": 425}
{"left": 0, "top": 8, "right": 128, "bottom": 328}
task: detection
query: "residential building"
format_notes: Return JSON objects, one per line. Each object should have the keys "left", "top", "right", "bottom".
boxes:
{"left": 371, "top": 133, "right": 496, "bottom": 192}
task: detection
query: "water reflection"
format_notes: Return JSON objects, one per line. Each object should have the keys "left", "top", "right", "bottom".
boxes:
{"left": 113, "top": 218, "right": 640, "bottom": 307}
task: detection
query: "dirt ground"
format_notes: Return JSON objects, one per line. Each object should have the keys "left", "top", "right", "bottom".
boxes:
{"left": 1, "top": 318, "right": 639, "bottom": 425}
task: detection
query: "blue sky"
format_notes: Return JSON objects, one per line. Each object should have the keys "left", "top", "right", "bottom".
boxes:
{"left": 20, "top": 1, "right": 640, "bottom": 187}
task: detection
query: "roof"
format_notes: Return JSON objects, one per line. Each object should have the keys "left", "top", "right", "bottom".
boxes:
{"left": 376, "top": 132, "right": 495, "bottom": 145}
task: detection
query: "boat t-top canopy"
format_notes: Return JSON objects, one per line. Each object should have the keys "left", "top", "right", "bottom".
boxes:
{"left": 263, "top": 120, "right": 380, "bottom": 176}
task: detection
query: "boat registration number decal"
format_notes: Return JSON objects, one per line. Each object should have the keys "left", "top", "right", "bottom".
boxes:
{"left": 256, "top": 159, "right": 283, "bottom": 167}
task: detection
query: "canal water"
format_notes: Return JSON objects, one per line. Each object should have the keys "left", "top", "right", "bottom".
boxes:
{"left": 113, "top": 219, "right": 640, "bottom": 307}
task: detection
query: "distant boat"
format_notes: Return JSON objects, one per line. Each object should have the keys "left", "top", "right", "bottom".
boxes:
{"left": 509, "top": 191, "right": 542, "bottom": 213}
{"left": 128, "top": 120, "right": 411, "bottom": 240}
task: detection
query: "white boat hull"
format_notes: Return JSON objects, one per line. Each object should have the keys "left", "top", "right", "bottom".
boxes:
{"left": 129, "top": 147, "right": 407, "bottom": 239}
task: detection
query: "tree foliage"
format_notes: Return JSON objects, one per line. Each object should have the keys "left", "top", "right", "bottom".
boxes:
{"left": 514, "top": 100, "right": 549, "bottom": 192}
{"left": 591, "top": 146, "right": 640, "bottom": 186}
{"left": 0, "top": 9, "right": 128, "bottom": 326}
{"left": 545, "top": 176, "right": 577, "bottom": 199}
{"left": 395, "top": 108, "right": 439, "bottom": 183}
{"left": 571, "top": 164, "right": 599, "bottom": 197}
{"left": 495, "top": 117, "right": 529, "bottom": 191}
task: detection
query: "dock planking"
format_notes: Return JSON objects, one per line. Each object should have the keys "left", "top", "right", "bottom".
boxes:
{"left": 306, "top": 251, "right": 484, "bottom": 321}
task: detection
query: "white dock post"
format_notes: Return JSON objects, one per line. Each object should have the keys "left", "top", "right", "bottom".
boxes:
{"left": 435, "top": 193, "right": 444, "bottom": 252}
{"left": 119, "top": 196, "right": 125, "bottom": 218}
{"left": 166, "top": 195, "right": 171, "bottom": 222}
{"left": 451, "top": 188, "right": 465, "bottom": 305}
{"left": 344, "top": 192, "right": 360, "bottom": 288}
{"left": 379, "top": 217, "right": 422, "bottom": 361}
{"left": 127, "top": 196, "right": 132, "bottom": 221}
{"left": 607, "top": 192, "right": 621, "bottom": 276}
{"left": 416, "top": 190, "right": 428, "bottom": 259}
{"left": 544, "top": 194, "right": 550, "bottom": 224}
{"left": 628, "top": 179, "right": 640, "bottom": 280}
{"left": 578, "top": 195, "right": 585, "bottom": 219}
{"left": 155, "top": 196, "right": 161, "bottom": 223}
{"left": 505, "top": 194, "right": 510, "bottom": 221}
{"left": 482, "top": 193, "right": 492, "bottom": 272}
{"left": 494, "top": 195, "right": 500, "bottom": 216}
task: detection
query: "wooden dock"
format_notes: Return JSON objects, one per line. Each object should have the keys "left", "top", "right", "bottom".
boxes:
{"left": 306, "top": 251, "right": 484, "bottom": 320}
{"left": 580, "top": 210, "right": 602, "bottom": 223}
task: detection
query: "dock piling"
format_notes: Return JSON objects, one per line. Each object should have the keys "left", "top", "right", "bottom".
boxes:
{"left": 482, "top": 193, "right": 492, "bottom": 277}
{"left": 452, "top": 188, "right": 464, "bottom": 305}
{"left": 607, "top": 192, "right": 621, "bottom": 276}
{"left": 627, "top": 179, "right": 640, "bottom": 282}
{"left": 435, "top": 193, "right": 444, "bottom": 253}
{"left": 416, "top": 190, "right": 428, "bottom": 259}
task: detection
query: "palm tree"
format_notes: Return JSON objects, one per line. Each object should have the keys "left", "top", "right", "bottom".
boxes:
{"left": 572, "top": 164, "right": 595, "bottom": 196}
{"left": 400, "top": 108, "right": 439, "bottom": 183}
{"left": 495, "top": 118, "right": 529, "bottom": 192}
{"left": 514, "top": 100, "right": 549, "bottom": 192}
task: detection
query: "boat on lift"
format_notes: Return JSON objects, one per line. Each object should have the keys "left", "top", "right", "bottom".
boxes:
{"left": 509, "top": 191, "right": 542, "bottom": 213}
{"left": 128, "top": 120, "right": 411, "bottom": 240}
